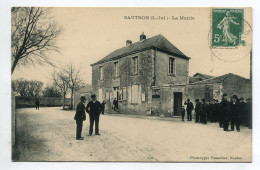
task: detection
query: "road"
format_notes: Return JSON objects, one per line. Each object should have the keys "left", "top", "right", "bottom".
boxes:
{"left": 13, "top": 107, "right": 252, "bottom": 162}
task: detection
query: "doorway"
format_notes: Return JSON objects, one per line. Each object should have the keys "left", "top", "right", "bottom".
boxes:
{"left": 174, "top": 92, "right": 182, "bottom": 116}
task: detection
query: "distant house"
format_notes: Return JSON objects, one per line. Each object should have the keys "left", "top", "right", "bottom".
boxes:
{"left": 186, "top": 73, "right": 252, "bottom": 102}
{"left": 73, "top": 86, "right": 92, "bottom": 109}
{"left": 189, "top": 73, "right": 215, "bottom": 84}
{"left": 90, "top": 33, "right": 251, "bottom": 116}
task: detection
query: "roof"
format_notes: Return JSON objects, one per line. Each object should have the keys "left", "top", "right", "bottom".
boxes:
{"left": 193, "top": 73, "right": 215, "bottom": 80}
{"left": 91, "top": 34, "right": 190, "bottom": 66}
{"left": 76, "top": 86, "right": 92, "bottom": 93}
{"left": 190, "top": 73, "right": 249, "bottom": 85}
{"left": 189, "top": 76, "right": 203, "bottom": 84}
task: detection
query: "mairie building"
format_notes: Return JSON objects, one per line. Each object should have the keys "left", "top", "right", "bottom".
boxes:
{"left": 91, "top": 33, "right": 251, "bottom": 116}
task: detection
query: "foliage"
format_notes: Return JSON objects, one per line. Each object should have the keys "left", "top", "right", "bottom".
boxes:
{"left": 12, "top": 78, "right": 43, "bottom": 97}
{"left": 42, "top": 85, "right": 62, "bottom": 98}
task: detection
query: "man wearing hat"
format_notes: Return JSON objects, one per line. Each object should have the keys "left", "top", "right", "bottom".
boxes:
{"left": 86, "top": 94, "right": 102, "bottom": 136}
{"left": 201, "top": 98, "right": 207, "bottom": 124}
{"left": 194, "top": 99, "right": 201, "bottom": 123}
{"left": 230, "top": 95, "right": 240, "bottom": 131}
{"left": 184, "top": 99, "right": 194, "bottom": 121}
{"left": 74, "top": 96, "right": 87, "bottom": 140}
{"left": 221, "top": 94, "right": 230, "bottom": 131}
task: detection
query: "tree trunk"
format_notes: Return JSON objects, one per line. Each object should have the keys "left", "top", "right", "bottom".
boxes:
{"left": 63, "top": 92, "right": 66, "bottom": 109}
{"left": 11, "top": 57, "right": 19, "bottom": 74}
{"left": 70, "top": 88, "right": 74, "bottom": 109}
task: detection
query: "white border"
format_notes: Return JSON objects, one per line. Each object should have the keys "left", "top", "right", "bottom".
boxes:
{"left": 1, "top": 0, "right": 260, "bottom": 170}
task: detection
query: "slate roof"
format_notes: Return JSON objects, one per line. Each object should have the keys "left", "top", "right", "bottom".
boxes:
{"left": 190, "top": 73, "right": 249, "bottom": 85}
{"left": 91, "top": 34, "right": 190, "bottom": 66}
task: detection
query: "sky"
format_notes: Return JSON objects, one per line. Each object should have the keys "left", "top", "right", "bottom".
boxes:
{"left": 12, "top": 7, "right": 252, "bottom": 85}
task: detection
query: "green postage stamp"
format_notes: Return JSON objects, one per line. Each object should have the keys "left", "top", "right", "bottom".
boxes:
{"left": 211, "top": 9, "right": 244, "bottom": 48}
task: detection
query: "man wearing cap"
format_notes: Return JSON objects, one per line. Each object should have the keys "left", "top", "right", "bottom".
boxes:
{"left": 86, "top": 94, "right": 102, "bottom": 136}
{"left": 221, "top": 94, "right": 230, "bottom": 131}
{"left": 184, "top": 99, "right": 194, "bottom": 121}
{"left": 74, "top": 96, "right": 86, "bottom": 140}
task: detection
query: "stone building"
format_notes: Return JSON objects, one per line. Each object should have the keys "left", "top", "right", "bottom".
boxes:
{"left": 91, "top": 33, "right": 252, "bottom": 116}
{"left": 91, "top": 33, "right": 190, "bottom": 115}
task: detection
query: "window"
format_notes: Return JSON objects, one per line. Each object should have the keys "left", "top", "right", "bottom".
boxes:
{"left": 132, "top": 56, "right": 138, "bottom": 75}
{"left": 114, "top": 61, "right": 119, "bottom": 77}
{"left": 99, "top": 66, "right": 103, "bottom": 80}
{"left": 122, "top": 87, "right": 127, "bottom": 101}
{"left": 169, "top": 57, "right": 175, "bottom": 75}
{"left": 131, "top": 85, "right": 141, "bottom": 104}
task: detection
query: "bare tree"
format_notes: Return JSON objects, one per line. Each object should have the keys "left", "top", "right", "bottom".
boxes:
{"left": 11, "top": 7, "right": 62, "bottom": 74}
{"left": 65, "top": 63, "right": 85, "bottom": 109}
{"left": 52, "top": 70, "right": 70, "bottom": 109}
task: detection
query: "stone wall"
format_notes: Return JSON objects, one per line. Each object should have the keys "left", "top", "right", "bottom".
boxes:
{"left": 222, "top": 76, "right": 252, "bottom": 99}
{"left": 15, "top": 96, "right": 70, "bottom": 108}
{"left": 92, "top": 49, "right": 154, "bottom": 114}
{"left": 155, "top": 50, "right": 189, "bottom": 86}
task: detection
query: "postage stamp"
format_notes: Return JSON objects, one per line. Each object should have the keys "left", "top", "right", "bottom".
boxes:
{"left": 211, "top": 9, "right": 245, "bottom": 48}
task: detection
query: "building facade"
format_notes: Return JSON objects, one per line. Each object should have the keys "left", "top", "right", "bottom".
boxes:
{"left": 91, "top": 33, "right": 190, "bottom": 115}
{"left": 91, "top": 33, "right": 252, "bottom": 116}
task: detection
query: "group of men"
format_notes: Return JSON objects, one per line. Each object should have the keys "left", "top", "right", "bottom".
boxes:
{"left": 182, "top": 94, "right": 252, "bottom": 132}
{"left": 74, "top": 94, "right": 105, "bottom": 140}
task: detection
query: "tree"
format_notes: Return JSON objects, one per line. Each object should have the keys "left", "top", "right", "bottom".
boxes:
{"left": 11, "top": 7, "right": 62, "bottom": 74}
{"left": 42, "top": 85, "right": 62, "bottom": 98}
{"left": 52, "top": 70, "right": 70, "bottom": 109}
{"left": 65, "top": 63, "right": 85, "bottom": 109}
{"left": 12, "top": 78, "right": 43, "bottom": 97}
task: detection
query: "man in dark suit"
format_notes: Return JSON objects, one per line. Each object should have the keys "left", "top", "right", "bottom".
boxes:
{"left": 201, "top": 98, "right": 208, "bottom": 124}
{"left": 230, "top": 95, "right": 240, "bottom": 131}
{"left": 35, "top": 99, "right": 40, "bottom": 110}
{"left": 184, "top": 99, "right": 194, "bottom": 121}
{"left": 74, "top": 96, "right": 86, "bottom": 140}
{"left": 194, "top": 99, "right": 201, "bottom": 123}
{"left": 221, "top": 94, "right": 230, "bottom": 131}
{"left": 86, "top": 94, "right": 102, "bottom": 136}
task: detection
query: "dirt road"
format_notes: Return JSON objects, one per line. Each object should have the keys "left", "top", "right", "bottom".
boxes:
{"left": 13, "top": 107, "right": 252, "bottom": 162}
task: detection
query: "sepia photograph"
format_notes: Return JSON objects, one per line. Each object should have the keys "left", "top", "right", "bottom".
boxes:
{"left": 10, "top": 7, "right": 252, "bottom": 162}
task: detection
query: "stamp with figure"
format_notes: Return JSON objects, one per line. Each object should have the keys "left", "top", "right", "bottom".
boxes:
{"left": 211, "top": 9, "right": 245, "bottom": 48}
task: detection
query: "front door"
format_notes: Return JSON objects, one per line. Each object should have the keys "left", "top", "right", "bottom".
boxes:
{"left": 174, "top": 92, "right": 182, "bottom": 116}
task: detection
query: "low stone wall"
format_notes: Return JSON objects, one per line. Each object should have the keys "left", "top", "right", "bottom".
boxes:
{"left": 15, "top": 96, "right": 70, "bottom": 108}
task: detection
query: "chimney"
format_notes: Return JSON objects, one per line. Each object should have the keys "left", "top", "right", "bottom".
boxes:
{"left": 126, "top": 40, "right": 132, "bottom": 46}
{"left": 140, "top": 32, "right": 146, "bottom": 41}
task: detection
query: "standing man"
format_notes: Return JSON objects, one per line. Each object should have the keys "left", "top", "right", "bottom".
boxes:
{"left": 194, "top": 99, "right": 201, "bottom": 123}
{"left": 239, "top": 98, "right": 247, "bottom": 126}
{"left": 86, "top": 94, "right": 102, "bottom": 136}
{"left": 230, "top": 95, "right": 240, "bottom": 131}
{"left": 221, "top": 94, "right": 230, "bottom": 131}
{"left": 215, "top": 99, "right": 223, "bottom": 128}
{"left": 181, "top": 106, "right": 185, "bottom": 121}
{"left": 35, "top": 98, "right": 40, "bottom": 110}
{"left": 74, "top": 96, "right": 86, "bottom": 140}
{"left": 201, "top": 98, "right": 207, "bottom": 124}
{"left": 101, "top": 100, "right": 106, "bottom": 114}
{"left": 184, "top": 99, "right": 194, "bottom": 121}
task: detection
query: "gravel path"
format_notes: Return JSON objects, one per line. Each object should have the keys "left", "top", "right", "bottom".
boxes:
{"left": 13, "top": 107, "right": 252, "bottom": 162}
